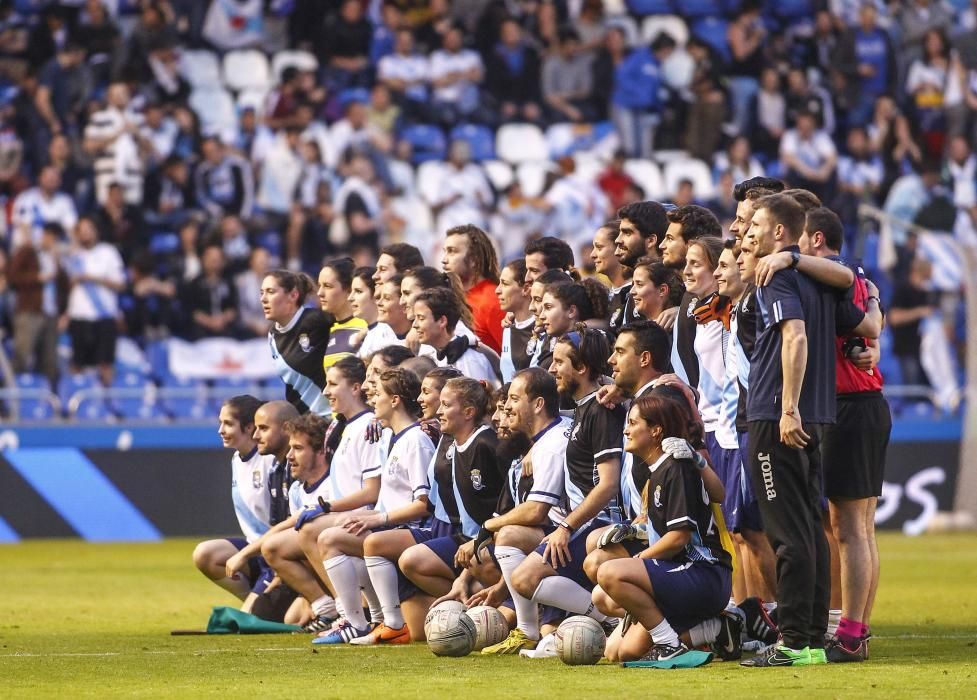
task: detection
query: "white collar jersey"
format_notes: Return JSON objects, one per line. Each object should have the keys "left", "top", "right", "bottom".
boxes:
{"left": 376, "top": 423, "right": 435, "bottom": 522}
{"left": 329, "top": 410, "right": 381, "bottom": 511}
{"left": 288, "top": 472, "right": 331, "bottom": 517}
{"left": 524, "top": 416, "right": 573, "bottom": 525}
{"left": 231, "top": 447, "right": 277, "bottom": 543}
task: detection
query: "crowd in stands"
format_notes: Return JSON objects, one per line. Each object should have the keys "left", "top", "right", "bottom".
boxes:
{"left": 0, "top": 0, "right": 972, "bottom": 417}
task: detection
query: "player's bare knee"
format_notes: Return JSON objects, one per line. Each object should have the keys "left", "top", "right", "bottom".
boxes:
{"left": 397, "top": 545, "right": 424, "bottom": 576}
{"left": 586, "top": 526, "right": 607, "bottom": 553}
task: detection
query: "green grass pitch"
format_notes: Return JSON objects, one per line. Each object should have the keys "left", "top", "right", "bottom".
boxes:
{"left": 1, "top": 534, "right": 975, "bottom": 698}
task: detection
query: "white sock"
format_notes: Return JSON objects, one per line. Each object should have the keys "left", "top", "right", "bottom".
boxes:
{"left": 495, "top": 545, "right": 539, "bottom": 640}
{"left": 762, "top": 601, "right": 777, "bottom": 613}
{"left": 532, "top": 576, "right": 607, "bottom": 622}
{"left": 325, "top": 555, "right": 368, "bottom": 630}
{"left": 688, "top": 617, "right": 721, "bottom": 647}
{"left": 365, "top": 555, "right": 404, "bottom": 629}
{"left": 350, "top": 556, "right": 383, "bottom": 624}
{"left": 827, "top": 609, "right": 842, "bottom": 637}
{"left": 649, "top": 618, "right": 680, "bottom": 647}
{"left": 311, "top": 593, "right": 337, "bottom": 619}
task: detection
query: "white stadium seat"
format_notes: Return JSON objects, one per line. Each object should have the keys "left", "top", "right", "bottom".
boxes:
{"left": 516, "top": 160, "right": 555, "bottom": 198}
{"left": 483, "top": 159, "right": 514, "bottom": 191}
{"left": 222, "top": 49, "right": 271, "bottom": 93}
{"left": 189, "top": 88, "right": 238, "bottom": 143}
{"left": 641, "top": 15, "right": 689, "bottom": 46}
{"left": 416, "top": 160, "right": 447, "bottom": 205}
{"left": 179, "top": 49, "right": 222, "bottom": 89}
{"left": 663, "top": 157, "right": 716, "bottom": 200}
{"left": 624, "top": 159, "right": 666, "bottom": 200}
{"left": 496, "top": 123, "right": 548, "bottom": 164}
{"left": 271, "top": 49, "right": 319, "bottom": 82}
{"left": 573, "top": 151, "right": 605, "bottom": 185}
{"left": 236, "top": 88, "right": 268, "bottom": 117}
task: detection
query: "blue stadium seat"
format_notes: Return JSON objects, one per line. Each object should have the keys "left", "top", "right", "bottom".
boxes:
{"left": 211, "top": 376, "right": 261, "bottom": 411}
{"left": 110, "top": 371, "right": 162, "bottom": 420}
{"left": 145, "top": 340, "right": 171, "bottom": 382}
{"left": 256, "top": 231, "right": 282, "bottom": 259}
{"left": 771, "top": 0, "right": 813, "bottom": 22}
{"left": 11, "top": 374, "right": 55, "bottom": 421}
{"left": 399, "top": 124, "right": 447, "bottom": 164}
{"left": 692, "top": 18, "right": 731, "bottom": 63}
{"left": 628, "top": 0, "right": 675, "bottom": 16}
{"left": 149, "top": 232, "right": 180, "bottom": 256}
{"left": 57, "top": 373, "right": 98, "bottom": 409}
{"left": 450, "top": 124, "right": 495, "bottom": 162}
{"left": 161, "top": 376, "right": 211, "bottom": 421}
{"left": 680, "top": 0, "right": 724, "bottom": 20}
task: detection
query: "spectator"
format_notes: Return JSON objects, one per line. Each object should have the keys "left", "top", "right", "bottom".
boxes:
{"left": 842, "top": 3, "right": 896, "bottom": 127}
{"left": 597, "top": 150, "right": 636, "bottom": 212}
{"left": 541, "top": 29, "right": 595, "bottom": 124}
{"left": 83, "top": 82, "right": 148, "bottom": 206}
{"left": 487, "top": 18, "right": 542, "bottom": 123}
{"left": 214, "top": 215, "right": 252, "bottom": 277}
{"left": 753, "top": 67, "right": 787, "bottom": 159}
{"left": 46, "top": 133, "right": 89, "bottom": 208}
{"left": 257, "top": 127, "right": 304, "bottom": 218}
{"left": 428, "top": 25, "right": 485, "bottom": 126}
{"left": 235, "top": 246, "right": 271, "bottom": 337}
{"left": 123, "top": 251, "right": 177, "bottom": 341}
{"left": 0, "top": 103, "right": 23, "bottom": 197}
{"left": 320, "top": 0, "right": 372, "bottom": 90}
{"left": 8, "top": 223, "right": 67, "bottom": 387}
{"left": 65, "top": 215, "right": 125, "bottom": 386}
{"left": 714, "top": 136, "right": 765, "bottom": 187}
{"left": 726, "top": 1, "right": 767, "bottom": 136}
{"left": 26, "top": 6, "right": 68, "bottom": 68}
{"left": 378, "top": 28, "right": 430, "bottom": 122}
{"left": 538, "top": 155, "right": 609, "bottom": 253}
{"left": 328, "top": 95, "right": 393, "bottom": 187}
{"left": 144, "top": 154, "right": 196, "bottom": 229}
{"left": 833, "top": 126, "right": 884, "bottom": 233}
{"left": 868, "top": 95, "right": 923, "bottom": 196}
{"left": 90, "top": 182, "right": 146, "bottom": 263}
{"left": 431, "top": 140, "right": 493, "bottom": 232}
{"left": 172, "top": 219, "right": 202, "bottom": 283}
{"left": 333, "top": 153, "right": 382, "bottom": 258}
{"left": 289, "top": 193, "right": 337, "bottom": 275}
{"left": 610, "top": 33, "right": 671, "bottom": 158}
{"left": 888, "top": 256, "right": 938, "bottom": 387}
{"left": 120, "top": 1, "right": 179, "bottom": 84}
{"left": 591, "top": 25, "right": 627, "bottom": 122}
{"left": 780, "top": 110, "right": 839, "bottom": 201}
{"left": 370, "top": 1, "right": 402, "bottom": 65}
{"left": 785, "top": 67, "right": 835, "bottom": 135}
{"left": 905, "top": 29, "right": 952, "bottom": 157}
{"left": 573, "top": 0, "right": 608, "bottom": 54}
{"left": 683, "top": 38, "right": 728, "bottom": 161}
{"left": 294, "top": 139, "right": 332, "bottom": 212}
{"left": 265, "top": 67, "right": 304, "bottom": 131}
{"left": 34, "top": 41, "right": 89, "bottom": 152}
{"left": 898, "top": 0, "right": 953, "bottom": 59}
{"left": 195, "top": 135, "right": 256, "bottom": 220}
{"left": 10, "top": 166, "right": 78, "bottom": 247}
{"left": 366, "top": 84, "right": 400, "bottom": 136}
{"left": 182, "top": 244, "right": 239, "bottom": 340}
{"left": 201, "top": 0, "right": 263, "bottom": 51}
{"left": 139, "top": 101, "right": 178, "bottom": 166}
{"left": 944, "top": 135, "right": 977, "bottom": 228}
{"left": 75, "top": 0, "right": 120, "bottom": 88}
{"left": 493, "top": 182, "right": 545, "bottom": 262}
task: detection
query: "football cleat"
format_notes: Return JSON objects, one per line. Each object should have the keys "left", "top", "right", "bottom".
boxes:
{"left": 481, "top": 629, "right": 537, "bottom": 655}
{"left": 312, "top": 620, "right": 371, "bottom": 645}
{"left": 740, "top": 644, "right": 812, "bottom": 667}
{"left": 710, "top": 611, "right": 744, "bottom": 661}
{"left": 809, "top": 647, "right": 828, "bottom": 665}
{"left": 519, "top": 632, "right": 557, "bottom": 659}
{"left": 825, "top": 637, "right": 867, "bottom": 663}
{"left": 302, "top": 614, "right": 339, "bottom": 634}
{"left": 348, "top": 623, "right": 410, "bottom": 645}
{"left": 634, "top": 642, "right": 691, "bottom": 663}
{"left": 738, "top": 597, "right": 780, "bottom": 645}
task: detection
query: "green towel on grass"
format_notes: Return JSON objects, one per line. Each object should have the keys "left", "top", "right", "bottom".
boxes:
{"left": 206, "top": 606, "right": 302, "bottom": 634}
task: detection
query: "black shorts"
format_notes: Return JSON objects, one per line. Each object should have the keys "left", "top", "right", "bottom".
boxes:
{"left": 822, "top": 392, "right": 891, "bottom": 499}
{"left": 69, "top": 319, "right": 118, "bottom": 367}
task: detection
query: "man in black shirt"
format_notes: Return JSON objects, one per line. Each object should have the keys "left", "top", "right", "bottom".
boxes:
{"left": 611, "top": 200, "right": 668, "bottom": 330}
{"left": 742, "top": 194, "right": 865, "bottom": 667}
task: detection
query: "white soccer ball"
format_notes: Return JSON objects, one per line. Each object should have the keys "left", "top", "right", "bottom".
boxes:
{"left": 424, "top": 600, "right": 466, "bottom": 639}
{"left": 555, "top": 616, "right": 606, "bottom": 665}
{"left": 426, "top": 609, "right": 476, "bottom": 657}
{"left": 464, "top": 605, "right": 509, "bottom": 650}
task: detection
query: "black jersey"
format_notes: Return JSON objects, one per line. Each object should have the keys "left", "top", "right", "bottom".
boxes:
{"left": 497, "top": 445, "right": 533, "bottom": 516}
{"left": 671, "top": 292, "right": 700, "bottom": 390}
{"left": 609, "top": 283, "right": 639, "bottom": 330}
{"left": 269, "top": 306, "right": 335, "bottom": 416}
{"left": 734, "top": 285, "right": 757, "bottom": 433}
{"left": 564, "top": 392, "right": 625, "bottom": 518}
{"left": 429, "top": 435, "right": 459, "bottom": 523}
{"left": 645, "top": 454, "right": 732, "bottom": 569}
{"left": 508, "top": 319, "right": 534, "bottom": 372}
{"left": 449, "top": 426, "right": 507, "bottom": 537}
{"left": 268, "top": 457, "right": 293, "bottom": 526}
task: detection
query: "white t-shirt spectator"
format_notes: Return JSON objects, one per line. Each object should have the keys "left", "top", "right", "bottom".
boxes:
{"left": 10, "top": 186, "right": 77, "bottom": 246}
{"left": 780, "top": 129, "right": 838, "bottom": 174}
{"left": 428, "top": 48, "right": 483, "bottom": 110}
{"left": 84, "top": 105, "right": 144, "bottom": 205}
{"left": 433, "top": 163, "right": 492, "bottom": 231}
{"left": 837, "top": 155, "right": 884, "bottom": 192}
{"left": 66, "top": 242, "right": 125, "bottom": 321}
{"left": 378, "top": 53, "right": 430, "bottom": 101}
{"left": 256, "top": 135, "right": 303, "bottom": 214}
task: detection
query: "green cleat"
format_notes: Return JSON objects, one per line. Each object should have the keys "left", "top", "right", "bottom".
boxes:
{"left": 740, "top": 644, "right": 813, "bottom": 667}
{"left": 809, "top": 647, "right": 828, "bottom": 665}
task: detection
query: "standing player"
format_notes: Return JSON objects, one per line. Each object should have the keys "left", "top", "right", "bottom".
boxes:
{"left": 375, "top": 274, "right": 413, "bottom": 346}
{"left": 596, "top": 395, "right": 733, "bottom": 663}
{"left": 441, "top": 224, "right": 505, "bottom": 353}
{"left": 412, "top": 288, "right": 500, "bottom": 386}
{"left": 510, "top": 327, "right": 624, "bottom": 628}
{"left": 612, "top": 201, "right": 669, "bottom": 330}
{"left": 497, "top": 259, "right": 534, "bottom": 382}
{"left": 480, "top": 369, "right": 572, "bottom": 655}
{"left": 193, "top": 395, "right": 278, "bottom": 607}
{"left": 317, "top": 258, "right": 369, "bottom": 368}
{"left": 261, "top": 270, "right": 334, "bottom": 416}
{"left": 590, "top": 221, "right": 628, "bottom": 322}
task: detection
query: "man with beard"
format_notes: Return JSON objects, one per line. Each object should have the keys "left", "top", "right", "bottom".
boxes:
{"left": 611, "top": 200, "right": 669, "bottom": 331}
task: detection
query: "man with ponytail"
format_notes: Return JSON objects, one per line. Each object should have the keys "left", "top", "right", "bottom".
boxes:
{"left": 442, "top": 224, "right": 505, "bottom": 353}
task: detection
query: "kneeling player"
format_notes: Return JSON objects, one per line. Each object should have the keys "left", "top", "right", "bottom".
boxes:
{"left": 193, "top": 396, "right": 279, "bottom": 608}
{"left": 596, "top": 396, "right": 734, "bottom": 663}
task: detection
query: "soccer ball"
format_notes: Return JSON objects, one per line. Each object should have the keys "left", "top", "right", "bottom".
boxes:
{"left": 464, "top": 605, "right": 509, "bottom": 650}
{"left": 555, "top": 616, "right": 606, "bottom": 665}
{"left": 426, "top": 608, "right": 476, "bottom": 657}
{"left": 424, "top": 600, "right": 466, "bottom": 639}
